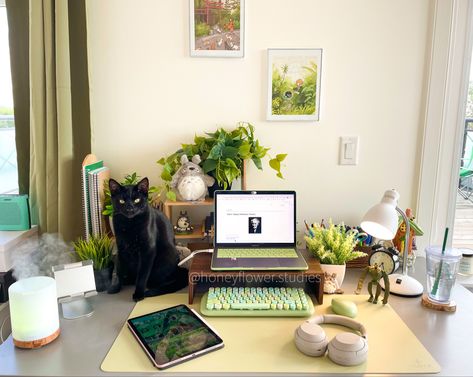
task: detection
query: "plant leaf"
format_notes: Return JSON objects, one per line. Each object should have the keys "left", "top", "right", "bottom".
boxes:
{"left": 208, "top": 142, "right": 224, "bottom": 159}
{"left": 161, "top": 169, "right": 172, "bottom": 182}
{"left": 269, "top": 158, "right": 280, "bottom": 172}
{"left": 239, "top": 142, "right": 252, "bottom": 158}
{"left": 223, "top": 146, "right": 239, "bottom": 159}
{"left": 166, "top": 190, "right": 177, "bottom": 201}
{"left": 202, "top": 158, "right": 217, "bottom": 173}
{"left": 276, "top": 153, "right": 287, "bottom": 162}
{"left": 252, "top": 156, "right": 263, "bottom": 170}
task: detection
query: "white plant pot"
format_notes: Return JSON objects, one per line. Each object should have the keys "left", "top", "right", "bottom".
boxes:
{"left": 320, "top": 263, "right": 346, "bottom": 288}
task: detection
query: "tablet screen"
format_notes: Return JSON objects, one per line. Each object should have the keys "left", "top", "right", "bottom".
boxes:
{"left": 127, "top": 304, "right": 223, "bottom": 368}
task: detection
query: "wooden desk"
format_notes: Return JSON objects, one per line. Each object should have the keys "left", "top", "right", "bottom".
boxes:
{"left": 1, "top": 259, "right": 473, "bottom": 376}
{"left": 187, "top": 251, "right": 324, "bottom": 305}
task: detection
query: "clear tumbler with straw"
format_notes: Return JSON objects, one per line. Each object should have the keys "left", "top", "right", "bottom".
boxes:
{"left": 426, "top": 246, "right": 462, "bottom": 303}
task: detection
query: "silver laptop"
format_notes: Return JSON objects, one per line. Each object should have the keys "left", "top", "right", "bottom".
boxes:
{"left": 210, "top": 190, "right": 308, "bottom": 271}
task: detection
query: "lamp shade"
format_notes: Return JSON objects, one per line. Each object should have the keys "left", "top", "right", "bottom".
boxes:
{"left": 360, "top": 190, "right": 399, "bottom": 240}
{"left": 8, "top": 276, "right": 60, "bottom": 348}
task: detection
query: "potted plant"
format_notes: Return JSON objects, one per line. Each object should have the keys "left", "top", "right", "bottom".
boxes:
{"left": 72, "top": 235, "right": 115, "bottom": 292}
{"left": 157, "top": 122, "right": 287, "bottom": 201}
{"left": 305, "top": 221, "right": 367, "bottom": 288}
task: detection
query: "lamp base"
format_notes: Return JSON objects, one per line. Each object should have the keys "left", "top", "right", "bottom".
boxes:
{"left": 13, "top": 328, "right": 60, "bottom": 349}
{"left": 380, "top": 273, "right": 423, "bottom": 297}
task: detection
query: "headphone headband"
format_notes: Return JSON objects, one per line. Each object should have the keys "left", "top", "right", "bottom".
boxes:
{"left": 307, "top": 315, "right": 367, "bottom": 339}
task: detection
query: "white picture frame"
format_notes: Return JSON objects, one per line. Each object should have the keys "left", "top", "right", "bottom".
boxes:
{"left": 267, "top": 48, "right": 323, "bottom": 121}
{"left": 190, "top": 0, "right": 245, "bottom": 58}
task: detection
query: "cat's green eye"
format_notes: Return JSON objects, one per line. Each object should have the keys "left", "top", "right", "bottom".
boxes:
{"left": 134, "top": 198, "right": 140, "bottom": 203}
{"left": 119, "top": 199, "right": 125, "bottom": 204}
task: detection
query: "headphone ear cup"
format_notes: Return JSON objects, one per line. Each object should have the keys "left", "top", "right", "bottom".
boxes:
{"left": 294, "top": 323, "right": 328, "bottom": 356}
{"left": 327, "top": 332, "right": 368, "bottom": 366}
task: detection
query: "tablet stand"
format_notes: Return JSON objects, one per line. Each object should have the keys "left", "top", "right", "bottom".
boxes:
{"left": 53, "top": 261, "right": 98, "bottom": 320}
{"left": 59, "top": 291, "right": 97, "bottom": 319}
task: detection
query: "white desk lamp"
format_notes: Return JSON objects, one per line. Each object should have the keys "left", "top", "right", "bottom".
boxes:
{"left": 361, "top": 189, "right": 423, "bottom": 297}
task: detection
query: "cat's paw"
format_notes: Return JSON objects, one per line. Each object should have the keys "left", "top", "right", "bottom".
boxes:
{"left": 132, "top": 292, "right": 145, "bottom": 302}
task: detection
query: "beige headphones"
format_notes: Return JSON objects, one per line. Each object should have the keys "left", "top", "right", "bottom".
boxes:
{"left": 294, "top": 314, "right": 368, "bottom": 366}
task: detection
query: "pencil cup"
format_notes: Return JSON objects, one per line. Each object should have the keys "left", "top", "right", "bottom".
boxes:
{"left": 425, "top": 246, "right": 461, "bottom": 303}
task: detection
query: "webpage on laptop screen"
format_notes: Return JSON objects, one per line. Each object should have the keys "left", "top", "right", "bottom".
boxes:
{"left": 216, "top": 194, "right": 294, "bottom": 244}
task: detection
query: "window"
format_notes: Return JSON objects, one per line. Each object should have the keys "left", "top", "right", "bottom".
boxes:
{"left": 0, "top": 1, "right": 18, "bottom": 194}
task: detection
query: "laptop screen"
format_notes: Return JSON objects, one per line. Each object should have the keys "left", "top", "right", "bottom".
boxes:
{"left": 215, "top": 191, "right": 295, "bottom": 245}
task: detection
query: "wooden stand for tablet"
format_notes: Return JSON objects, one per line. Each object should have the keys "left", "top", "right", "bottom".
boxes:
{"left": 187, "top": 249, "right": 324, "bottom": 305}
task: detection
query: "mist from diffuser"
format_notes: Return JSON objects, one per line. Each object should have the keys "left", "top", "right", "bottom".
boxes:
{"left": 361, "top": 189, "right": 423, "bottom": 297}
{"left": 8, "top": 276, "right": 60, "bottom": 348}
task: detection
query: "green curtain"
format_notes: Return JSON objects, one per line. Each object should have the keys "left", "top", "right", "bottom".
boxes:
{"left": 6, "top": 0, "right": 91, "bottom": 241}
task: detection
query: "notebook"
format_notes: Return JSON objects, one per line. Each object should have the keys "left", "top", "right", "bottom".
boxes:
{"left": 210, "top": 191, "right": 308, "bottom": 270}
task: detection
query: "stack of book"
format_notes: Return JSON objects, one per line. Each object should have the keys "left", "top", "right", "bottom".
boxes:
{"left": 81, "top": 154, "right": 110, "bottom": 240}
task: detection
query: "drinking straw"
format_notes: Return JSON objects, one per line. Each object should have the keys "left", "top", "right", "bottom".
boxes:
{"left": 431, "top": 227, "right": 449, "bottom": 296}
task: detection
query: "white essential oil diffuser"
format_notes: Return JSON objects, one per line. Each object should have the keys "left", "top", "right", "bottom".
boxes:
{"left": 8, "top": 276, "right": 60, "bottom": 348}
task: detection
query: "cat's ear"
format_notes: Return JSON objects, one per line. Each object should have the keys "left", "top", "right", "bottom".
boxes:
{"left": 109, "top": 179, "right": 122, "bottom": 195}
{"left": 137, "top": 177, "right": 149, "bottom": 194}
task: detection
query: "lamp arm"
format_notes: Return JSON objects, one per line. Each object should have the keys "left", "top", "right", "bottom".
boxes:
{"left": 395, "top": 206, "right": 410, "bottom": 276}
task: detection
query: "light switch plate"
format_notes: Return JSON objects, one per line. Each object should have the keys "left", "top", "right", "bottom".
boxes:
{"left": 339, "top": 136, "right": 359, "bottom": 165}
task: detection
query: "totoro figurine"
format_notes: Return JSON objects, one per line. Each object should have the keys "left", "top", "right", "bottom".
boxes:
{"left": 170, "top": 154, "right": 215, "bottom": 201}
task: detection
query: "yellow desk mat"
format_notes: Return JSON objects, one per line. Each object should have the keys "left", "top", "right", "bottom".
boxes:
{"left": 101, "top": 294, "right": 440, "bottom": 374}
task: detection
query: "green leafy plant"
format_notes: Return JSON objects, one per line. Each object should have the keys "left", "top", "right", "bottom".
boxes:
{"left": 102, "top": 172, "right": 158, "bottom": 216}
{"left": 157, "top": 122, "right": 287, "bottom": 201}
{"left": 305, "top": 220, "right": 367, "bottom": 265}
{"left": 72, "top": 235, "right": 114, "bottom": 270}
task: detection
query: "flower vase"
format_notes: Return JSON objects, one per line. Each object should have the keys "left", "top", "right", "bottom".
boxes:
{"left": 320, "top": 263, "right": 346, "bottom": 288}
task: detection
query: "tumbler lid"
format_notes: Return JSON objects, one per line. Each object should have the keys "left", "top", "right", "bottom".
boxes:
{"left": 425, "top": 246, "right": 462, "bottom": 260}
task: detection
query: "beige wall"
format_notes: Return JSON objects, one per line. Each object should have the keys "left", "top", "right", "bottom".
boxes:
{"left": 86, "top": 0, "right": 432, "bottom": 235}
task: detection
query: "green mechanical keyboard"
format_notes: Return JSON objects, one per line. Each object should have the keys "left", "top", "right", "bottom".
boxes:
{"left": 216, "top": 248, "right": 298, "bottom": 258}
{"left": 200, "top": 286, "right": 314, "bottom": 317}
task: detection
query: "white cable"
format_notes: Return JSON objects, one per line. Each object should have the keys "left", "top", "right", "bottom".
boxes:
{"left": 0, "top": 315, "right": 10, "bottom": 344}
{"left": 178, "top": 249, "right": 213, "bottom": 267}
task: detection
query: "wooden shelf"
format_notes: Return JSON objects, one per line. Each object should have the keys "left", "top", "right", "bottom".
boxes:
{"left": 163, "top": 198, "right": 214, "bottom": 219}
{"left": 164, "top": 199, "right": 214, "bottom": 240}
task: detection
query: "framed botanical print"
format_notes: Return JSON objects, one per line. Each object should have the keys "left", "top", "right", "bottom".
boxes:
{"left": 190, "top": 0, "right": 245, "bottom": 57}
{"left": 267, "top": 49, "right": 323, "bottom": 121}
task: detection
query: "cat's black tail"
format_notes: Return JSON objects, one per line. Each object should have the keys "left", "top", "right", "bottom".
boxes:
{"left": 144, "top": 267, "right": 189, "bottom": 297}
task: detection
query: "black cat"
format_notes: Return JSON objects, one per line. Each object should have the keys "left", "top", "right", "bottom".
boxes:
{"left": 107, "top": 177, "right": 188, "bottom": 301}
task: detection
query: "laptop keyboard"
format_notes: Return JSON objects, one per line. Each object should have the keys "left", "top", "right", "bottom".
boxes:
{"left": 200, "top": 287, "right": 314, "bottom": 317}
{"left": 216, "top": 248, "right": 298, "bottom": 258}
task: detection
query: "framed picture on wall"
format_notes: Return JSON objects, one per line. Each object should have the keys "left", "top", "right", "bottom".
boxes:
{"left": 190, "top": 0, "right": 245, "bottom": 57}
{"left": 267, "top": 49, "right": 323, "bottom": 121}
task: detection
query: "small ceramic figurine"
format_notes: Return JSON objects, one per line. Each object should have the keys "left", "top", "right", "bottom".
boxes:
{"left": 173, "top": 211, "right": 194, "bottom": 235}
{"left": 171, "top": 154, "right": 215, "bottom": 201}
{"left": 323, "top": 272, "right": 344, "bottom": 294}
{"left": 354, "top": 264, "right": 390, "bottom": 305}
